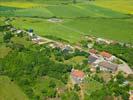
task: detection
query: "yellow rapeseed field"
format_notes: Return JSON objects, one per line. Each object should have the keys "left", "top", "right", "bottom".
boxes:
{"left": 94, "top": 0, "right": 133, "bottom": 14}
{"left": 0, "top": 2, "right": 39, "bottom": 8}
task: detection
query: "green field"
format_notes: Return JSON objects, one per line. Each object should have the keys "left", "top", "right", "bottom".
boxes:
{"left": 0, "top": 3, "right": 128, "bottom": 18}
{"left": 11, "top": 17, "right": 133, "bottom": 43}
{"left": 0, "top": 0, "right": 133, "bottom": 43}
{"left": 0, "top": 76, "right": 28, "bottom": 100}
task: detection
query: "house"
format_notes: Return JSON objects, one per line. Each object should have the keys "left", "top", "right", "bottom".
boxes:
{"left": 49, "top": 42, "right": 58, "bottom": 48}
{"left": 100, "top": 51, "right": 115, "bottom": 61}
{"left": 28, "top": 32, "right": 34, "bottom": 37}
{"left": 98, "top": 61, "right": 118, "bottom": 72}
{"left": 62, "top": 45, "right": 74, "bottom": 53}
{"left": 28, "top": 29, "right": 33, "bottom": 33}
{"left": 16, "top": 30, "right": 23, "bottom": 34}
{"left": 88, "top": 55, "right": 98, "bottom": 64}
{"left": 10, "top": 27, "right": 16, "bottom": 32}
{"left": 96, "top": 38, "right": 111, "bottom": 44}
{"left": 89, "top": 49, "right": 97, "bottom": 55}
{"left": 71, "top": 69, "right": 85, "bottom": 84}
{"left": 87, "top": 43, "right": 94, "bottom": 49}
{"left": 32, "top": 37, "right": 46, "bottom": 45}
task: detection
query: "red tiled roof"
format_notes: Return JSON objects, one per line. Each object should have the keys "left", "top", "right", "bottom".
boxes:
{"left": 71, "top": 70, "right": 85, "bottom": 78}
{"left": 89, "top": 49, "right": 97, "bottom": 54}
{"left": 100, "top": 51, "right": 112, "bottom": 58}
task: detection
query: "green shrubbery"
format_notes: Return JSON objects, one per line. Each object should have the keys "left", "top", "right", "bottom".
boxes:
{"left": 0, "top": 45, "right": 72, "bottom": 98}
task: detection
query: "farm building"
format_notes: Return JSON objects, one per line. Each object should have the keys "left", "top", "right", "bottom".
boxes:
{"left": 98, "top": 61, "right": 118, "bottom": 72}
{"left": 71, "top": 69, "right": 85, "bottom": 84}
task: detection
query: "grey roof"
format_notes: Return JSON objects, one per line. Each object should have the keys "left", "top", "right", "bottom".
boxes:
{"left": 99, "top": 61, "right": 118, "bottom": 72}
{"left": 88, "top": 55, "right": 97, "bottom": 64}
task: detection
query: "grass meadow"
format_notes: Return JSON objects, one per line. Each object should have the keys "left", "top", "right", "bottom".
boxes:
{"left": 0, "top": 76, "right": 28, "bottom": 100}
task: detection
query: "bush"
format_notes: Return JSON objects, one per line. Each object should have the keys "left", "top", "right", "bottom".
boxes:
{"left": 3, "top": 31, "right": 13, "bottom": 43}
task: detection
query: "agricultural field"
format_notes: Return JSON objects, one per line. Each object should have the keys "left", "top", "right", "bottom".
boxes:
{"left": 0, "top": 3, "right": 129, "bottom": 18}
{"left": 94, "top": 0, "right": 133, "bottom": 14}
{"left": 0, "top": 76, "right": 28, "bottom": 100}
{"left": 11, "top": 17, "right": 133, "bottom": 43}
{"left": 0, "top": 2, "right": 39, "bottom": 8}
{"left": 0, "top": 0, "right": 132, "bottom": 43}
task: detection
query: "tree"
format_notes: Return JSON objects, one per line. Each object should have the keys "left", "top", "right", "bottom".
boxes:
{"left": 74, "top": 84, "right": 81, "bottom": 91}
{"left": 3, "top": 31, "right": 13, "bottom": 43}
{"left": 96, "top": 67, "right": 100, "bottom": 73}
{"left": 49, "top": 80, "right": 56, "bottom": 88}
{"left": 73, "top": 0, "right": 76, "bottom": 4}
{"left": 116, "top": 72, "right": 125, "bottom": 84}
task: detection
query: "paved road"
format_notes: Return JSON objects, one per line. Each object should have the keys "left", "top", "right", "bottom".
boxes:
{"left": 118, "top": 59, "right": 133, "bottom": 74}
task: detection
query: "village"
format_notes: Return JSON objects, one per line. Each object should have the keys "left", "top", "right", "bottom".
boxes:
{"left": 0, "top": 0, "right": 133, "bottom": 99}
{"left": 4, "top": 23, "right": 132, "bottom": 100}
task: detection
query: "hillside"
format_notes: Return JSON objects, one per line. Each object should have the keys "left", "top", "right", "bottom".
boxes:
{"left": 0, "top": 76, "right": 28, "bottom": 100}
{"left": 0, "top": 0, "right": 133, "bottom": 100}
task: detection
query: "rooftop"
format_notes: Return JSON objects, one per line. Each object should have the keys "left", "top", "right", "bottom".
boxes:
{"left": 99, "top": 61, "right": 118, "bottom": 72}
{"left": 71, "top": 70, "right": 85, "bottom": 78}
{"left": 100, "top": 51, "right": 112, "bottom": 58}
{"left": 88, "top": 55, "right": 98, "bottom": 64}
{"left": 89, "top": 49, "right": 97, "bottom": 54}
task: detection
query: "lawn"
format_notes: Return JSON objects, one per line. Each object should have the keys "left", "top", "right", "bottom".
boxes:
{"left": 64, "top": 56, "right": 86, "bottom": 65}
{"left": 0, "top": 76, "right": 28, "bottom": 100}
